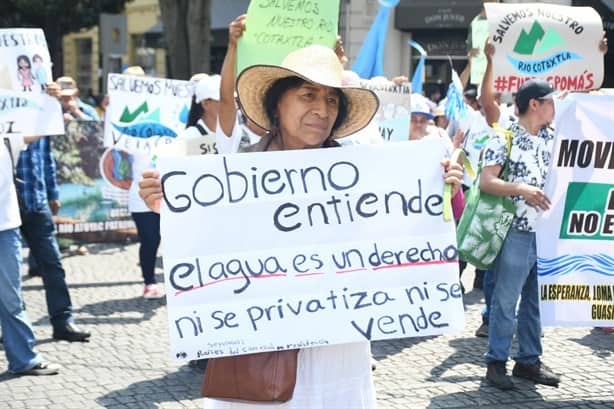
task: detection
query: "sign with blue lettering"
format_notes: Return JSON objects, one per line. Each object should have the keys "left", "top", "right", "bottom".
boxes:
{"left": 104, "top": 73, "right": 193, "bottom": 153}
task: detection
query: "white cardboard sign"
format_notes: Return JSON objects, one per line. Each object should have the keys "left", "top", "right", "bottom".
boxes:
{"left": 0, "top": 28, "right": 64, "bottom": 137}
{"left": 536, "top": 93, "right": 614, "bottom": 327}
{"left": 159, "top": 140, "right": 465, "bottom": 361}
{"left": 485, "top": 3, "right": 604, "bottom": 92}
{"left": 104, "top": 74, "right": 193, "bottom": 153}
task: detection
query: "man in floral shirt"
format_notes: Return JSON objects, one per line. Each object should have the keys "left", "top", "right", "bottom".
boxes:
{"left": 479, "top": 79, "right": 560, "bottom": 390}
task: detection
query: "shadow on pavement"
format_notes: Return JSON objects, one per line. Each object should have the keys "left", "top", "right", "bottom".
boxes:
{"left": 96, "top": 366, "right": 202, "bottom": 408}
{"left": 427, "top": 337, "right": 487, "bottom": 382}
{"left": 462, "top": 287, "right": 484, "bottom": 307}
{"left": 21, "top": 279, "right": 144, "bottom": 290}
{"left": 30, "top": 295, "right": 166, "bottom": 327}
{"left": 573, "top": 327, "right": 614, "bottom": 359}
{"left": 427, "top": 387, "right": 614, "bottom": 409}
{"left": 372, "top": 335, "right": 435, "bottom": 363}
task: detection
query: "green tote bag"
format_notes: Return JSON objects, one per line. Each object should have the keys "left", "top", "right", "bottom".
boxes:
{"left": 456, "top": 129, "right": 515, "bottom": 271}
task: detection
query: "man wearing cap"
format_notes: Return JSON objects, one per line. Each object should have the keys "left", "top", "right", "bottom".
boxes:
{"left": 16, "top": 81, "right": 92, "bottom": 342}
{"left": 479, "top": 79, "right": 560, "bottom": 390}
{"left": 56, "top": 76, "right": 99, "bottom": 121}
{"left": 409, "top": 96, "right": 451, "bottom": 143}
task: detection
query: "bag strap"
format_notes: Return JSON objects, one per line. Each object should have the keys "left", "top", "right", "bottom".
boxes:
{"left": 443, "top": 148, "right": 474, "bottom": 222}
{"left": 3, "top": 137, "right": 22, "bottom": 184}
{"left": 4, "top": 137, "right": 27, "bottom": 210}
{"left": 195, "top": 123, "right": 208, "bottom": 136}
{"left": 492, "top": 123, "right": 513, "bottom": 180}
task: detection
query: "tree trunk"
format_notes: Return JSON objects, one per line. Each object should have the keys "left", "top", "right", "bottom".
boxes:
{"left": 159, "top": 0, "right": 211, "bottom": 79}
{"left": 187, "top": 0, "right": 211, "bottom": 76}
{"left": 43, "top": 17, "right": 64, "bottom": 80}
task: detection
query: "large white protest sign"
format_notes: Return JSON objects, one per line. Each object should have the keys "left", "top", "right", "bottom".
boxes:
{"left": 484, "top": 3, "right": 604, "bottom": 92}
{"left": 0, "top": 28, "right": 64, "bottom": 137}
{"left": 536, "top": 93, "right": 614, "bottom": 327}
{"left": 360, "top": 80, "right": 410, "bottom": 143}
{"left": 159, "top": 139, "right": 465, "bottom": 361}
{"left": 104, "top": 74, "right": 193, "bottom": 153}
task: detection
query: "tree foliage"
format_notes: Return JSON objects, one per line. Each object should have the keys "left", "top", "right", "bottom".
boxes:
{"left": 0, "top": 0, "right": 130, "bottom": 78}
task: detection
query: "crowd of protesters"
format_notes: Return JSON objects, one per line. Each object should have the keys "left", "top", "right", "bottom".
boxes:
{"left": 0, "top": 7, "right": 611, "bottom": 409}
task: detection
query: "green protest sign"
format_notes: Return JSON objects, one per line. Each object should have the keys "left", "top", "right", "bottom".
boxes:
{"left": 237, "top": 0, "right": 340, "bottom": 74}
{"left": 470, "top": 18, "right": 489, "bottom": 85}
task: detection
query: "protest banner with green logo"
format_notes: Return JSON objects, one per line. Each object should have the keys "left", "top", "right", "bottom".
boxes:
{"left": 484, "top": 3, "right": 604, "bottom": 92}
{"left": 536, "top": 94, "right": 613, "bottom": 327}
{"left": 237, "top": 0, "right": 340, "bottom": 74}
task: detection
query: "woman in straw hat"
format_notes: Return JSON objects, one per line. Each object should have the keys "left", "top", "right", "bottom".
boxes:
{"left": 139, "top": 44, "right": 464, "bottom": 407}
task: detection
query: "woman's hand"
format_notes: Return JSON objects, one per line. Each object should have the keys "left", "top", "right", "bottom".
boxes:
{"left": 334, "top": 35, "right": 349, "bottom": 67}
{"left": 599, "top": 31, "right": 608, "bottom": 54}
{"left": 229, "top": 14, "right": 246, "bottom": 47}
{"left": 517, "top": 183, "right": 551, "bottom": 211}
{"left": 452, "top": 130, "right": 465, "bottom": 149}
{"left": 139, "top": 169, "right": 163, "bottom": 214}
{"left": 442, "top": 159, "right": 463, "bottom": 197}
{"left": 484, "top": 39, "right": 495, "bottom": 61}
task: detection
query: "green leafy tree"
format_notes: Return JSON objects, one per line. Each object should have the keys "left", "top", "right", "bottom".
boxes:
{"left": 0, "top": 0, "right": 130, "bottom": 78}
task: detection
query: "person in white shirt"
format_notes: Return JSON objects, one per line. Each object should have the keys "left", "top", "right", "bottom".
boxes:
{"left": 184, "top": 74, "right": 221, "bottom": 141}
{"left": 0, "top": 135, "right": 60, "bottom": 376}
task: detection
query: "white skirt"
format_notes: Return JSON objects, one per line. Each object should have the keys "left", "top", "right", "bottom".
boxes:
{"left": 203, "top": 342, "right": 377, "bottom": 409}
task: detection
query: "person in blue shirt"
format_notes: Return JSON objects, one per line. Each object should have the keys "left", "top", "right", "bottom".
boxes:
{"left": 16, "top": 136, "right": 91, "bottom": 342}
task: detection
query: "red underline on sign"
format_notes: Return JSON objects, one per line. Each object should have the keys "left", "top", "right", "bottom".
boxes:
{"left": 336, "top": 259, "right": 458, "bottom": 275}
{"left": 174, "top": 273, "right": 288, "bottom": 296}
{"left": 373, "top": 259, "right": 457, "bottom": 271}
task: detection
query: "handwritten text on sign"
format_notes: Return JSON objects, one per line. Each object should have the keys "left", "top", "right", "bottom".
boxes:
{"left": 484, "top": 3, "right": 604, "bottom": 92}
{"left": 237, "top": 0, "right": 340, "bottom": 74}
{"left": 159, "top": 140, "right": 465, "bottom": 360}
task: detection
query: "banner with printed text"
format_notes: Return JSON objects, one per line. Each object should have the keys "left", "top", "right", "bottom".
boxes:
{"left": 104, "top": 74, "right": 193, "bottom": 153}
{"left": 159, "top": 140, "right": 465, "bottom": 361}
{"left": 51, "top": 120, "right": 136, "bottom": 242}
{"left": 237, "top": 0, "right": 340, "bottom": 74}
{"left": 484, "top": 3, "right": 604, "bottom": 92}
{"left": 360, "top": 80, "right": 410, "bottom": 143}
{"left": 536, "top": 93, "right": 614, "bottom": 327}
{"left": 0, "top": 28, "right": 64, "bottom": 137}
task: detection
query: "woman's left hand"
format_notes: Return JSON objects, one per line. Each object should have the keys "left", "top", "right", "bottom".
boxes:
{"left": 46, "top": 82, "right": 60, "bottom": 98}
{"left": 442, "top": 159, "right": 463, "bottom": 197}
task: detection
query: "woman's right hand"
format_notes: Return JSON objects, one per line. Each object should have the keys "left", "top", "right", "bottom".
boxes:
{"left": 229, "top": 14, "right": 246, "bottom": 47}
{"left": 139, "top": 169, "right": 163, "bottom": 214}
{"left": 518, "top": 183, "right": 550, "bottom": 211}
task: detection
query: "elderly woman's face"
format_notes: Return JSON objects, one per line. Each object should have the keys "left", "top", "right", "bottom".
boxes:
{"left": 277, "top": 82, "right": 340, "bottom": 148}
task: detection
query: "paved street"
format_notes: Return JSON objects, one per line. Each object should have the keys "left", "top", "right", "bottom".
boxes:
{"left": 1, "top": 243, "right": 612, "bottom": 408}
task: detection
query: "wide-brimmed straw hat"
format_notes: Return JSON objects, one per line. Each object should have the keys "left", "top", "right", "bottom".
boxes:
{"left": 236, "top": 45, "right": 379, "bottom": 139}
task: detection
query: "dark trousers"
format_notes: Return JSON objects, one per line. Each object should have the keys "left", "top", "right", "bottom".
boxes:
{"left": 19, "top": 207, "right": 73, "bottom": 330}
{"left": 131, "top": 212, "right": 161, "bottom": 285}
